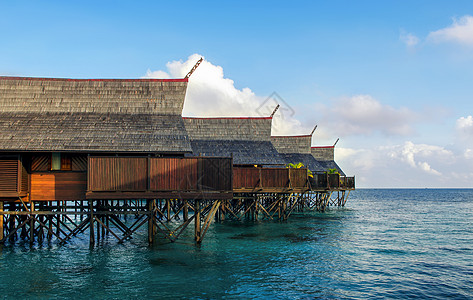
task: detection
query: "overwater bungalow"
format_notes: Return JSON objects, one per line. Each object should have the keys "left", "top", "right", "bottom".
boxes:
{"left": 271, "top": 132, "right": 354, "bottom": 191}
{"left": 183, "top": 115, "right": 311, "bottom": 194}
{"left": 0, "top": 62, "right": 355, "bottom": 245}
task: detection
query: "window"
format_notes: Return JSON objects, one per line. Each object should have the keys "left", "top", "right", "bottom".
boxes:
{"left": 51, "top": 153, "right": 72, "bottom": 171}
{"left": 61, "top": 154, "right": 72, "bottom": 171}
{"left": 51, "top": 153, "right": 61, "bottom": 170}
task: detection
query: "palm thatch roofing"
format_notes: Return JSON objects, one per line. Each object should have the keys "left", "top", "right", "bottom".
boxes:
{"left": 271, "top": 135, "right": 345, "bottom": 175}
{"left": 0, "top": 76, "right": 192, "bottom": 153}
{"left": 183, "top": 117, "right": 286, "bottom": 165}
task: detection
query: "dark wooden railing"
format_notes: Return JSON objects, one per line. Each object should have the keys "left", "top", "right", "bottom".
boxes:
{"left": 309, "top": 173, "right": 355, "bottom": 190}
{"left": 233, "top": 167, "right": 309, "bottom": 192}
{"left": 88, "top": 156, "right": 233, "bottom": 194}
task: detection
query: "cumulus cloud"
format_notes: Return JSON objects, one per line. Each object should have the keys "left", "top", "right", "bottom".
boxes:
{"left": 336, "top": 141, "right": 472, "bottom": 187}
{"left": 322, "top": 95, "right": 416, "bottom": 137}
{"left": 465, "top": 149, "right": 473, "bottom": 159}
{"left": 428, "top": 15, "right": 473, "bottom": 46}
{"left": 394, "top": 141, "right": 454, "bottom": 175}
{"left": 455, "top": 116, "right": 473, "bottom": 148}
{"left": 400, "top": 32, "right": 419, "bottom": 47}
{"left": 456, "top": 115, "right": 473, "bottom": 133}
{"left": 143, "top": 54, "right": 303, "bottom": 135}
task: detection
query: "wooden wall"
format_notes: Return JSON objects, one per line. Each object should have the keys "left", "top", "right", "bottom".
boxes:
{"left": 30, "top": 173, "right": 86, "bottom": 201}
{"left": 88, "top": 156, "right": 233, "bottom": 194}
{"left": 233, "top": 167, "right": 309, "bottom": 191}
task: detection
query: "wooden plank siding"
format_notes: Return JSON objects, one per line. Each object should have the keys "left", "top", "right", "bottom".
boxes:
{"left": 0, "top": 155, "right": 28, "bottom": 198}
{"left": 233, "top": 167, "right": 309, "bottom": 193}
{"left": 289, "top": 168, "right": 309, "bottom": 188}
{"left": 233, "top": 167, "right": 260, "bottom": 189}
{"left": 198, "top": 158, "right": 233, "bottom": 192}
{"left": 87, "top": 156, "right": 233, "bottom": 199}
{"left": 149, "top": 158, "right": 198, "bottom": 191}
{"left": 30, "top": 173, "right": 86, "bottom": 201}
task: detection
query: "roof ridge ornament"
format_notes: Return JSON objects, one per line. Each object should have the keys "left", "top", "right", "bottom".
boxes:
{"left": 310, "top": 125, "right": 317, "bottom": 136}
{"left": 270, "top": 104, "right": 280, "bottom": 118}
{"left": 184, "top": 57, "right": 203, "bottom": 79}
{"left": 333, "top": 138, "right": 339, "bottom": 147}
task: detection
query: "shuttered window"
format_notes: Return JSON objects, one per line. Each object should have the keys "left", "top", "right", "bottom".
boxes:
{"left": 0, "top": 157, "right": 18, "bottom": 193}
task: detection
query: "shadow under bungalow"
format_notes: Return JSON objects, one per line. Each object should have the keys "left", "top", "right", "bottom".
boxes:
{"left": 0, "top": 61, "right": 354, "bottom": 246}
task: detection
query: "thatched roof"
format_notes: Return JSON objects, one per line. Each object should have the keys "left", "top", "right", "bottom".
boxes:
{"left": 183, "top": 117, "right": 285, "bottom": 165}
{"left": 271, "top": 134, "right": 345, "bottom": 175}
{"left": 311, "top": 146, "right": 345, "bottom": 175}
{"left": 271, "top": 135, "right": 311, "bottom": 154}
{"left": 0, "top": 76, "right": 191, "bottom": 153}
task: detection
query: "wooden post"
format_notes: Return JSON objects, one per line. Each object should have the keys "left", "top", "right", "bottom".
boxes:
{"left": 0, "top": 201, "right": 3, "bottom": 241}
{"left": 30, "top": 201, "right": 35, "bottom": 244}
{"left": 220, "top": 202, "right": 225, "bottom": 221}
{"left": 195, "top": 200, "right": 201, "bottom": 242}
{"left": 166, "top": 200, "right": 171, "bottom": 221}
{"left": 183, "top": 200, "right": 188, "bottom": 221}
{"left": 148, "top": 200, "right": 154, "bottom": 244}
{"left": 9, "top": 203, "right": 16, "bottom": 240}
{"left": 89, "top": 200, "right": 95, "bottom": 247}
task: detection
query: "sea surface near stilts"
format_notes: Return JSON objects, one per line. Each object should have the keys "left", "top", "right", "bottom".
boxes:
{"left": 0, "top": 189, "right": 472, "bottom": 299}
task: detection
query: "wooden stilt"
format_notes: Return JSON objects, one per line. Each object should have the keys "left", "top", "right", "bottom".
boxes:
{"left": 30, "top": 201, "right": 35, "bottom": 244}
{"left": 195, "top": 200, "right": 201, "bottom": 242}
{"left": 0, "top": 201, "right": 3, "bottom": 241}
{"left": 183, "top": 200, "right": 188, "bottom": 221}
{"left": 148, "top": 200, "right": 154, "bottom": 244}
{"left": 89, "top": 200, "right": 95, "bottom": 247}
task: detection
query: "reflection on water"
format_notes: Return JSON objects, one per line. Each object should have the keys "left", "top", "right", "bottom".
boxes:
{"left": 0, "top": 189, "right": 472, "bottom": 299}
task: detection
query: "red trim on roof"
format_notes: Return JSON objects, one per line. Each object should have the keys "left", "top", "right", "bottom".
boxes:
{"left": 271, "top": 135, "right": 312, "bottom": 138}
{"left": 183, "top": 116, "right": 272, "bottom": 120}
{"left": 311, "top": 146, "right": 335, "bottom": 149}
{"left": 0, "top": 76, "right": 188, "bottom": 83}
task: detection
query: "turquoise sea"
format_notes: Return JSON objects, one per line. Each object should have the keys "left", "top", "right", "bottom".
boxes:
{"left": 0, "top": 189, "right": 472, "bottom": 299}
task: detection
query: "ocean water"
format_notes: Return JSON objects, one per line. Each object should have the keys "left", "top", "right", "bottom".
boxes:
{"left": 0, "top": 189, "right": 472, "bottom": 299}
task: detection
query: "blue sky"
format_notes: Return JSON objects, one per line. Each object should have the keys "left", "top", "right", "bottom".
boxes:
{"left": 2, "top": 1, "right": 473, "bottom": 187}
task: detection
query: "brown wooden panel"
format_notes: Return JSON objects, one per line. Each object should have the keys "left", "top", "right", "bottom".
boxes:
{"left": 89, "top": 156, "right": 232, "bottom": 195}
{"left": 261, "top": 168, "right": 289, "bottom": 188}
{"left": 328, "top": 174, "right": 340, "bottom": 189}
{"left": 61, "top": 155, "right": 72, "bottom": 171}
{"left": 119, "top": 157, "right": 147, "bottom": 191}
{"left": 199, "top": 158, "right": 232, "bottom": 191}
{"left": 87, "top": 191, "right": 233, "bottom": 200}
{"left": 72, "top": 155, "right": 88, "bottom": 171}
{"left": 233, "top": 167, "right": 260, "bottom": 189}
{"left": 30, "top": 173, "right": 86, "bottom": 201}
{"left": 289, "top": 168, "right": 308, "bottom": 188}
{"left": 311, "top": 173, "right": 328, "bottom": 189}
{"left": 31, "top": 154, "right": 50, "bottom": 171}
{"left": 150, "top": 157, "right": 199, "bottom": 191}
{"left": 88, "top": 157, "right": 119, "bottom": 191}
{"left": 20, "top": 158, "right": 29, "bottom": 193}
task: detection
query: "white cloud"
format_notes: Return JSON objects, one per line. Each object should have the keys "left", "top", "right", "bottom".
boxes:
{"left": 144, "top": 55, "right": 473, "bottom": 187}
{"left": 428, "top": 15, "right": 473, "bottom": 46}
{"left": 465, "top": 149, "right": 473, "bottom": 159}
{"left": 400, "top": 32, "right": 419, "bottom": 47}
{"left": 336, "top": 141, "right": 473, "bottom": 187}
{"left": 455, "top": 116, "right": 473, "bottom": 147}
{"left": 143, "top": 54, "right": 303, "bottom": 135}
{"left": 456, "top": 115, "right": 473, "bottom": 132}
{"left": 322, "top": 95, "right": 416, "bottom": 137}
{"left": 394, "top": 141, "right": 453, "bottom": 175}
{"left": 144, "top": 70, "right": 170, "bottom": 79}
